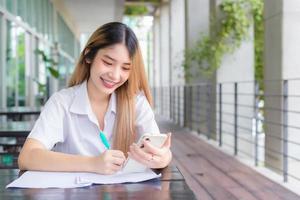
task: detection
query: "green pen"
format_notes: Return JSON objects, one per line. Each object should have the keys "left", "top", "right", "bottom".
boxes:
{"left": 99, "top": 131, "right": 111, "bottom": 150}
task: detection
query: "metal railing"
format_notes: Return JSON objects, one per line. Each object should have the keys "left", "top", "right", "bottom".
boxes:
{"left": 152, "top": 79, "right": 300, "bottom": 184}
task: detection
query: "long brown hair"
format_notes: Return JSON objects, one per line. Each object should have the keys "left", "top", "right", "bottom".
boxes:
{"left": 68, "top": 22, "right": 152, "bottom": 155}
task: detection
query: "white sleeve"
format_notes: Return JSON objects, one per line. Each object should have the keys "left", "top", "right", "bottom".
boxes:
{"left": 27, "top": 93, "right": 65, "bottom": 150}
{"left": 135, "top": 93, "right": 160, "bottom": 139}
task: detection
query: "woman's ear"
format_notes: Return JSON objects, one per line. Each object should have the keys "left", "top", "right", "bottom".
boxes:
{"left": 84, "top": 48, "right": 92, "bottom": 64}
{"left": 84, "top": 48, "right": 90, "bottom": 55}
{"left": 85, "top": 58, "right": 91, "bottom": 64}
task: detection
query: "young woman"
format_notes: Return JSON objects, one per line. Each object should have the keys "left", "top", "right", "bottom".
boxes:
{"left": 18, "top": 22, "right": 172, "bottom": 175}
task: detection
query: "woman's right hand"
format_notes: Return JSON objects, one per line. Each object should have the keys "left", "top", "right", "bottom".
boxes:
{"left": 91, "top": 150, "right": 126, "bottom": 174}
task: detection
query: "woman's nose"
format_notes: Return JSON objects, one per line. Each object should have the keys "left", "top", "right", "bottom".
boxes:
{"left": 109, "top": 67, "right": 121, "bottom": 80}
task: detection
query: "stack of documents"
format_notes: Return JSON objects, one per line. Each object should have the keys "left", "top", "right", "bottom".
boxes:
{"left": 6, "top": 169, "right": 161, "bottom": 188}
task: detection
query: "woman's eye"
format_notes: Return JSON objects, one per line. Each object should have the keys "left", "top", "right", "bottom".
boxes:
{"left": 102, "top": 60, "right": 112, "bottom": 65}
{"left": 122, "top": 67, "right": 130, "bottom": 71}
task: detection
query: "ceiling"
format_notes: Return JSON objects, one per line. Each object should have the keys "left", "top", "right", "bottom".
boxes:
{"left": 59, "top": 0, "right": 125, "bottom": 37}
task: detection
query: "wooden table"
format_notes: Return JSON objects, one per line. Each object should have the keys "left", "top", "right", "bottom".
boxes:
{"left": 0, "top": 165, "right": 197, "bottom": 199}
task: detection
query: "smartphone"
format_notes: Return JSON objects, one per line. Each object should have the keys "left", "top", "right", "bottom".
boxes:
{"left": 121, "top": 134, "right": 168, "bottom": 173}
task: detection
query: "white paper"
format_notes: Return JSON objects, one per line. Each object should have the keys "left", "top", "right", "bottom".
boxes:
{"left": 6, "top": 169, "right": 161, "bottom": 189}
{"left": 121, "top": 158, "right": 147, "bottom": 173}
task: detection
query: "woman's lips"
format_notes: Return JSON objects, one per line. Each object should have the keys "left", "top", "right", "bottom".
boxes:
{"left": 100, "top": 77, "right": 118, "bottom": 89}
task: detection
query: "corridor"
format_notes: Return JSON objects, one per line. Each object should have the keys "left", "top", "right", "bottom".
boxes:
{"left": 157, "top": 116, "right": 300, "bottom": 200}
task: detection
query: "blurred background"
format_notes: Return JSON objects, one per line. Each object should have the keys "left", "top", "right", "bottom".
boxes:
{"left": 0, "top": 0, "right": 300, "bottom": 196}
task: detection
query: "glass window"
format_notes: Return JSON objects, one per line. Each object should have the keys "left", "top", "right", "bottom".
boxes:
{"left": 6, "top": 21, "right": 16, "bottom": 107}
{"left": 58, "top": 55, "right": 67, "bottom": 89}
{"left": 32, "top": 37, "right": 41, "bottom": 106}
{"left": 16, "top": 27, "right": 26, "bottom": 106}
{"left": 27, "top": 0, "right": 34, "bottom": 29}
{"left": 74, "top": 40, "right": 80, "bottom": 58}
{"left": 35, "top": 0, "right": 39, "bottom": 32}
{"left": 41, "top": 0, "right": 46, "bottom": 37}
{"left": 66, "top": 58, "right": 74, "bottom": 84}
{"left": 0, "top": 14, "right": 4, "bottom": 108}
{"left": 5, "top": 0, "right": 15, "bottom": 14}
{"left": 34, "top": 41, "right": 48, "bottom": 106}
{"left": 0, "top": 0, "right": 4, "bottom": 8}
{"left": 57, "top": 55, "right": 74, "bottom": 90}
{"left": 23, "top": 32, "right": 35, "bottom": 107}
{"left": 17, "top": 0, "right": 26, "bottom": 22}
{"left": 5, "top": 22, "right": 26, "bottom": 107}
{"left": 57, "top": 13, "right": 75, "bottom": 57}
{"left": 2, "top": 0, "right": 79, "bottom": 106}
{"left": 24, "top": 0, "right": 30, "bottom": 25}
{"left": 48, "top": 1, "right": 54, "bottom": 42}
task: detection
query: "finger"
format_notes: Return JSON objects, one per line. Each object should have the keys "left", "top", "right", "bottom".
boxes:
{"left": 142, "top": 133, "right": 172, "bottom": 155}
{"left": 129, "top": 145, "right": 151, "bottom": 164}
{"left": 112, "top": 157, "right": 125, "bottom": 166}
{"left": 143, "top": 140, "right": 163, "bottom": 155}
{"left": 128, "top": 150, "right": 150, "bottom": 167}
{"left": 110, "top": 164, "right": 122, "bottom": 172}
{"left": 131, "top": 143, "right": 153, "bottom": 160}
{"left": 147, "top": 155, "right": 161, "bottom": 169}
{"left": 128, "top": 151, "right": 145, "bottom": 165}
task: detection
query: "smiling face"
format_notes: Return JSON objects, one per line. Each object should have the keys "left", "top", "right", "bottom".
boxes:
{"left": 87, "top": 43, "right": 131, "bottom": 97}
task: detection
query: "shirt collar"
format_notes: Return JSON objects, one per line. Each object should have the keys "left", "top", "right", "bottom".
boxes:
{"left": 70, "top": 80, "right": 116, "bottom": 115}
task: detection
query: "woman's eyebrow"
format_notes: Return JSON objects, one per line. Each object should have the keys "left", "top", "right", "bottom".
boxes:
{"left": 104, "top": 55, "right": 131, "bottom": 65}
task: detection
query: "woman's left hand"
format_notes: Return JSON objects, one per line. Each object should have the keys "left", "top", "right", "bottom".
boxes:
{"left": 128, "top": 133, "right": 172, "bottom": 169}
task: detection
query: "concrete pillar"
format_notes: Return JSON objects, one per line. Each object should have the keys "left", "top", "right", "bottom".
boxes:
{"left": 170, "top": 0, "right": 185, "bottom": 124}
{"left": 24, "top": 32, "right": 35, "bottom": 107}
{"left": 215, "top": 0, "right": 255, "bottom": 155}
{"left": 160, "top": 3, "right": 170, "bottom": 87}
{"left": 264, "top": 0, "right": 283, "bottom": 172}
{"left": 170, "top": 0, "right": 185, "bottom": 86}
{"left": 185, "top": 0, "right": 215, "bottom": 135}
{"left": 282, "top": 1, "right": 300, "bottom": 180}
{"left": 185, "top": 0, "right": 210, "bottom": 51}
{"left": 185, "top": 0, "right": 210, "bottom": 83}
{"left": 153, "top": 12, "right": 161, "bottom": 113}
{"left": 264, "top": 0, "right": 300, "bottom": 176}
{"left": 153, "top": 14, "right": 160, "bottom": 89}
{"left": 152, "top": 2, "right": 171, "bottom": 116}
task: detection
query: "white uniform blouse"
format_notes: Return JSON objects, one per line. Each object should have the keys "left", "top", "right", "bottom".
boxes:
{"left": 27, "top": 81, "right": 160, "bottom": 156}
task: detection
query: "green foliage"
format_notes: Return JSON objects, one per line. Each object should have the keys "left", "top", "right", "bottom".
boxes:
{"left": 32, "top": 78, "right": 46, "bottom": 96}
{"left": 124, "top": 5, "right": 148, "bottom": 16}
{"left": 18, "top": 33, "right": 26, "bottom": 106}
{"left": 252, "top": 0, "right": 264, "bottom": 90}
{"left": 5, "top": 30, "right": 26, "bottom": 106}
{"left": 183, "top": 0, "right": 264, "bottom": 83}
{"left": 35, "top": 49, "right": 59, "bottom": 78}
{"left": 34, "top": 49, "right": 60, "bottom": 99}
{"left": 47, "top": 67, "right": 59, "bottom": 78}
